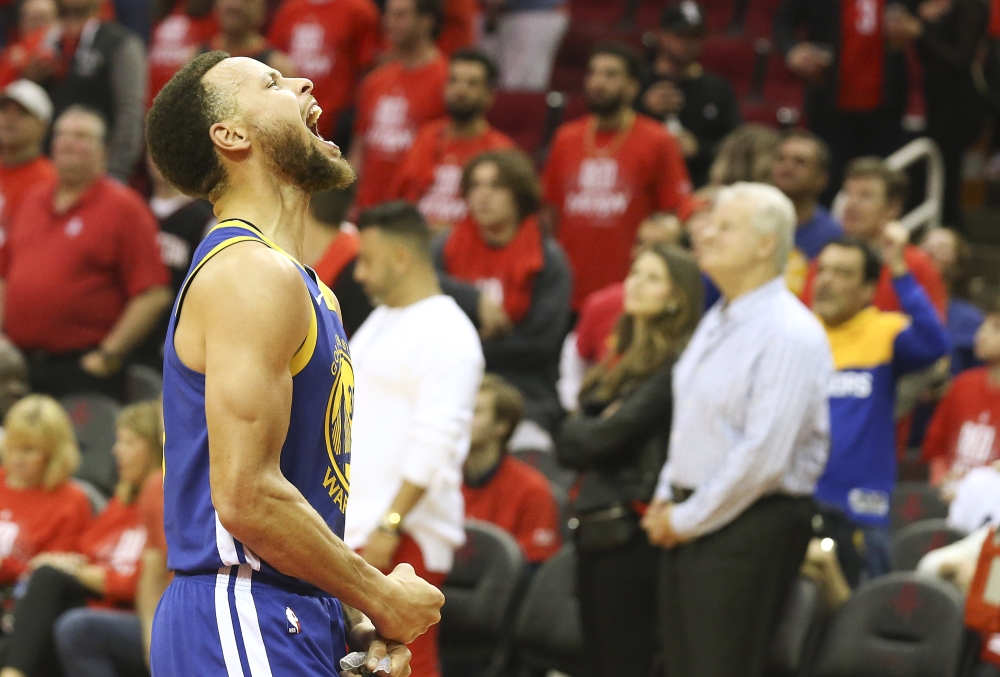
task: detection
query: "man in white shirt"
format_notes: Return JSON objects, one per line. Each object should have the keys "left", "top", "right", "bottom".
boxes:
{"left": 642, "top": 182, "right": 833, "bottom": 677}
{"left": 347, "top": 201, "right": 484, "bottom": 677}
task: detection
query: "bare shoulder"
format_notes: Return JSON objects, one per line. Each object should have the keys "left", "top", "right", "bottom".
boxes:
{"left": 183, "top": 241, "right": 312, "bottom": 361}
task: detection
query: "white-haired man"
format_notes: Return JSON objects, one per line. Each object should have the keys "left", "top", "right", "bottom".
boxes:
{"left": 642, "top": 182, "right": 833, "bottom": 677}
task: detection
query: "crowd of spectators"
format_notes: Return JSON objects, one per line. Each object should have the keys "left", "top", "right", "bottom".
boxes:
{"left": 0, "top": 0, "right": 995, "bottom": 675}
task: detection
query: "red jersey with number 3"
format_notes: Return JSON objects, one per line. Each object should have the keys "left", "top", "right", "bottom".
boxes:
{"left": 838, "top": 0, "right": 885, "bottom": 111}
{"left": 543, "top": 115, "right": 694, "bottom": 309}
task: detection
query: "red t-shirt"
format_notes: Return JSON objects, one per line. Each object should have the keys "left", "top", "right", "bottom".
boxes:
{"left": 0, "top": 156, "right": 56, "bottom": 228}
{"left": 801, "top": 245, "right": 947, "bottom": 317}
{"left": 0, "top": 469, "right": 93, "bottom": 585}
{"left": 148, "top": 4, "right": 218, "bottom": 105}
{"left": 0, "top": 176, "right": 170, "bottom": 352}
{"left": 0, "top": 27, "right": 60, "bottom": 89}
{"left": 462, "top": 455, "right": 561, "bottom": 564}
{"left": 922, "top": 367, "right": 1000, "bottom": 474}
{"left": 437, "top": 0, "right": 477, "bottom": 55}
{"left": 267, "top": 0, "right": 380, "bottom": 138}
{"left": 575, "top": 282, "right": 624, "bottom": 363}
{"left": 391, "top": 119, "right": 514, "bottom": 230}
{"left": 353, "top": 55, "right": 449, "bottom": 210}
{"left": 543, "top": 115, "right": 694, "bottom": 309}
{"left": 76, "top": 496, "right": 146, "bottom": 607}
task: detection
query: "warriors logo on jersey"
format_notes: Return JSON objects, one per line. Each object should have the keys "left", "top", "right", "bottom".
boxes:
{"left": 323, "top": 334, "right": 352, "bottom": 514}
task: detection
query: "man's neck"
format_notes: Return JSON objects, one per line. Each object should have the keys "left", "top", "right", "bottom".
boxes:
{"left": 594, "top": 107, "right": 631, "bottom": 132}
{"left": 0, "top": 145, "right": 42, "bottom": 168}
{"left": 713, "top": 265, "right": 779, "bottom": 304}
{"left": 464, "top": 444, "right": 503, "bottom": 483}
{"left": 449, "top": 115, "right": 487, "bottom": 138}
{"left": 384, "top": 267, "right": 441, "bottom": 308}
{"left": 212, "top": 169, "right": 312, "bottom": 262}
{"left": 792, "top": 195, "right": 817, "bottom": 226}
{"left": 989, "top": 362, "right": 1000, "bottom": 388}
{"left": 53, "top": 174, "right": 99, "bottom": 213}
{"left": 395, "top": 40, "right": 438, "bottom": 69}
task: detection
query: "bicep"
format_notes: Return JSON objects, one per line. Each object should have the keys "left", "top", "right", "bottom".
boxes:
{"left": 196, "top": 251, "right": 311, "bottom": 503}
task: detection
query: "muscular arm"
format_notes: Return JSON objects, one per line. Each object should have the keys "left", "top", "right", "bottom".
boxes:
{"left": 183, "top": 244, "right": 439, "bottom": 642}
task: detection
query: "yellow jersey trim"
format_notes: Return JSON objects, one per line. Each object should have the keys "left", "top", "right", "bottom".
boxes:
{"left": 173, "top": 236, "right": 260, "bottom": 317}
{"left": 290, "top": 302, "right": 318, "bottom": 377}
{"left": 178, "top": 222, "right": 319, "bottom": 377}
{"left": 823, "top": 307, "right": 909, "bottom": 370}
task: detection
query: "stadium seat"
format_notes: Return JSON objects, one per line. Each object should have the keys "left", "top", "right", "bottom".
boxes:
{"left": 768, "top": 576, "right": 828, "bottom": 677}
{"left": 440, "top": 520, "right": 528, "bottom": 677}
{"left": 486, "top": 92, "right": 553, "bottom": 158}
{"left": 71, "top": 478, "right": 108, "bottom": 515}
{"left": 61, "top": 394, "right": 122, "bottom": 496}
{"left": 744, "top": 0, "right": 783, "bottom": 37}
{"left": 512, "top": 544, "right": 593, "bottom": 677}
{"left": 701, "top": 35, "right": 757, "bottom": 97}
{"left": 890, "top": 518, "right": 967, "bottom": 572}
{"left": 510, "top": 448, "right": 577, "bottom": 494}
{"left": 126, "top": 364, "right": 163, "bottom": 403}
{"left": 891, "top": 482, "right": 949, "bottom": 532}
{"left": 811, "top": 572, "right": 966, "bottom": 677}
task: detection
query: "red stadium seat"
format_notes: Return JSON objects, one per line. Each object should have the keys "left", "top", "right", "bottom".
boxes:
{"left": 551, "top": 23, "right": 644, "bottom": 93}
{"left": 701, "top": 35, "right": 757, "bottom": 97}
{"left": 568, "top": 0, "right": 628, "bottom": 25}
{"left": 763, "top": 51, "right": 804, "bottom": 110}
{"left": 486, "top": 91, "right": 553, "bottom": 155}
{"left": 744, "top": 0, "right": 783, "bottom": 37}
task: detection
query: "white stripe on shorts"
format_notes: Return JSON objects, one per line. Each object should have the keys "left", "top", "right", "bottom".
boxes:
{"left": 215, "top": 511, "right": 240, "bottom": 566}
{"left": 233, "top": 565, "right": 274, "bottom": 677}
{"left": 214, "top": 569, "right": 245, "bottom": 677}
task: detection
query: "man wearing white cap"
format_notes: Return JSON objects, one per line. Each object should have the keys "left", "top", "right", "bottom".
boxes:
{"left": 0, "top": 80, "right": 55, "bottom": 228}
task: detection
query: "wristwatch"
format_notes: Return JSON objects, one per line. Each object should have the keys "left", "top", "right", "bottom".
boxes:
{"left": 378, "top": 511, "right": 402, "bottom": 535}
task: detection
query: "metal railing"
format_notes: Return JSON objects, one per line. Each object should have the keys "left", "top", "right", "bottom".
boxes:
{"left": 886, "top": 137, "right": 945, "bottom": 232}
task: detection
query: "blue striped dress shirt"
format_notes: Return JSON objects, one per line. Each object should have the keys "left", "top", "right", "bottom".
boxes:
{"left": 654, "top": 276, "right": 833, "bottom": 539}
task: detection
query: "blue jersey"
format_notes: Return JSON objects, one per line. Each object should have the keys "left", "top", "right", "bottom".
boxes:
{"left": 815, "top": 274, "right": 949, "bottom": 527}
{"left": 161, "top": 219, "right": 354, "bottom": 588}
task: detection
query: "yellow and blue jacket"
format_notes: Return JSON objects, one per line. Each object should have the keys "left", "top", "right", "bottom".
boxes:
{"left": 815, "top": 274, "right": 950, "bottom": 527}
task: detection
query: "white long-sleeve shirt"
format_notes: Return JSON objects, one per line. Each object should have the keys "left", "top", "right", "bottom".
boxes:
{"left": 653, "top": 277, "right": 833, "bottom": 540}
{"left": 345, "top": 295, "right": 484, "bottom": 573}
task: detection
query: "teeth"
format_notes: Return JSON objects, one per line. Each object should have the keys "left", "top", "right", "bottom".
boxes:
{"left": 307, "top": 104, "right": 322, "bottom": 127}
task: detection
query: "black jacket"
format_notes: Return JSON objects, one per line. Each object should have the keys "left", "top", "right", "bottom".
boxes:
{"left": 557, "top": 359, "right": 673, "bottom": 514}
{"left": 435, "top": 234, "right": 572, "bottom": 432}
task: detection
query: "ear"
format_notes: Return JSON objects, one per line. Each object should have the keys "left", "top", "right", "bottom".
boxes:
{"left": 757, "top": 230, "right": 779, "bottom": 266}
{"left": 625, "top": 77, "right": 641, "bottom": 105}
{"left": 209, "top": 120, "right": 251, "bottom": 155}
{"left": 861, "top": 281, "right": 877, "bottom": 306}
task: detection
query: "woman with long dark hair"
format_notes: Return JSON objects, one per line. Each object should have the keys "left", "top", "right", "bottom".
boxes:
{"left": 557, "top": 243, "right": 703, "bottom": 677}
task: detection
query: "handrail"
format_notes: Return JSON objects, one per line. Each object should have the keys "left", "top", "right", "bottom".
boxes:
{"left": 831, "top": 137, "right": 944, "bottom": 232}
{"left": 886, "top": 137, "right": 944, "bottom": 232}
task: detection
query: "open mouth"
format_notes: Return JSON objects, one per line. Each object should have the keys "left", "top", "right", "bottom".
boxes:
{"left": 306, "top": 103, "right": 323, "bottom": 140}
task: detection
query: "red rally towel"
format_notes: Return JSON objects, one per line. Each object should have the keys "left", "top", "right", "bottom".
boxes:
{"left": 442, "top": 215, "right": 545, "bottom": 324}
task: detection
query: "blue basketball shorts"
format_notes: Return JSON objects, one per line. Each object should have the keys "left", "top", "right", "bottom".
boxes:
{"left": 151, "top": 564, "right": 347, "bottom": 677}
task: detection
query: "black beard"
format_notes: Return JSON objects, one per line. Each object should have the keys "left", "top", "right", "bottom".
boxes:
{"left": 446, "top": 102, "right": 482, "bottom": 125}
{"left": 586, "top": 94, "right": 625, "bottom": 117}
{"left": 254, "top": 120, "right": 356, "bottom": 194}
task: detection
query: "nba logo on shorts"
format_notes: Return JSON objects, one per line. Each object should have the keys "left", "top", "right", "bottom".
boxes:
{"left": 285, "top": 607, "right": 301, "bottom": 634}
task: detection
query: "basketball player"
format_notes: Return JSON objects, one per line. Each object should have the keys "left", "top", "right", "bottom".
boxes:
{"left": 144, "top": 51, "right": 443, "bottom": 677}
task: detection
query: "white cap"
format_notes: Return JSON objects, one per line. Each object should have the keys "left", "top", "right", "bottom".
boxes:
{"left": 0, "top": 80, "right": 53, "bottom": 124}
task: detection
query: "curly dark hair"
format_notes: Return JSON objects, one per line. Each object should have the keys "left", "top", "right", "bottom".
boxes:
{"left": 146, "top": 51, "right": 234, "bottom": 202}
